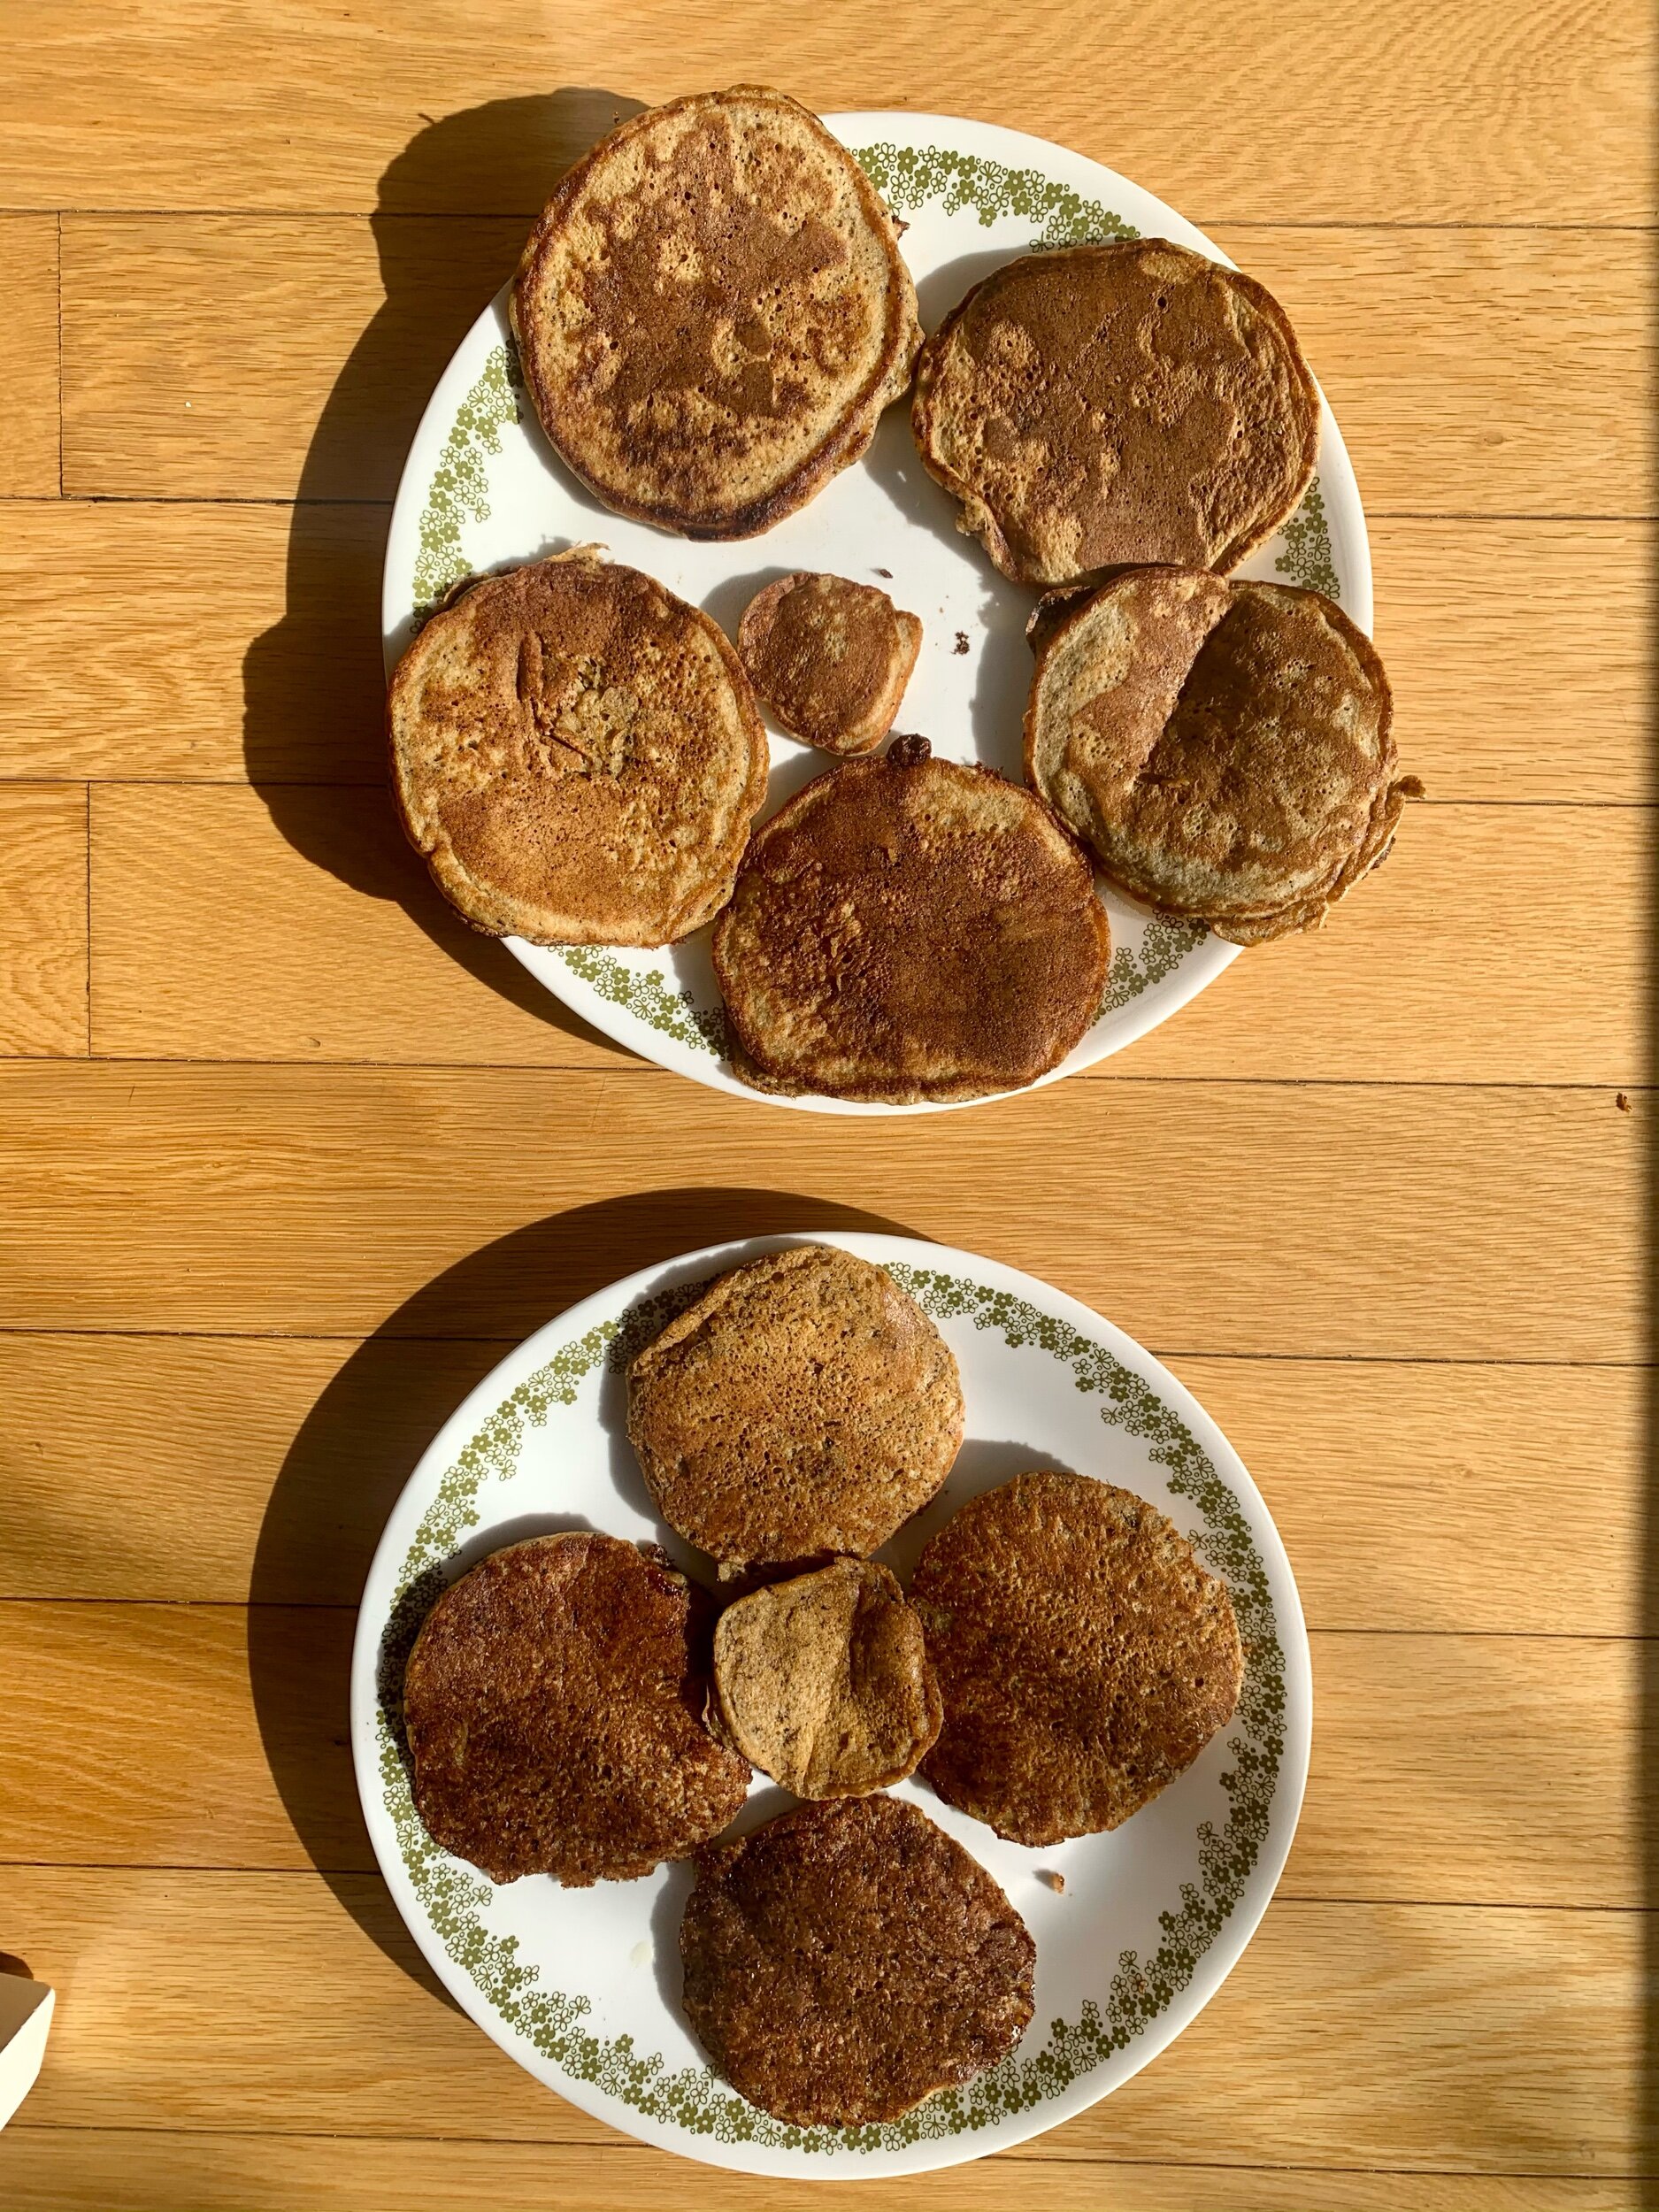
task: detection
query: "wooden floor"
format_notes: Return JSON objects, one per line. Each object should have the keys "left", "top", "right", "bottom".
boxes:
{"left": 0, "top": 3, "right": 1652, "bottom": 2206}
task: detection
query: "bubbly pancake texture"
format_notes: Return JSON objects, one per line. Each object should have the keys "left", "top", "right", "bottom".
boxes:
{"left": 737, "top": 571, "right": 923, "bottom": 755}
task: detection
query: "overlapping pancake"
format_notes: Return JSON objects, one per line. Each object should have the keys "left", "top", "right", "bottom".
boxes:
{"left": 680, "top": 1794, "right": 1035, "bottom": 2125}
{"left": 1025, "top": 566, "right": 1420, "bottom": 943}
{"left": 912, "top": 240, "right": 1319, "bottom": 588}
{"left": 388, "top": 552, "right": 768, "bottom": 946}
{"left": 911, "top": 1472, "right": 1242, "bottom": 1847}
{"left": 737, "top": 571, "right": 922, "bottom": 755}
{"left": 512, "top": 88, "right": 922, "bottom": 538}
{"left": 713, "top": 735, "right": 1110, "bottom": 1102}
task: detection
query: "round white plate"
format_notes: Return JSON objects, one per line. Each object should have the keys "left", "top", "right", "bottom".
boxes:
{"left": 384, "top": 113, "right": 1372, "bottom": 1113}
{"left": 350, "top": 1233, "right": 1311, "bottom": 2177}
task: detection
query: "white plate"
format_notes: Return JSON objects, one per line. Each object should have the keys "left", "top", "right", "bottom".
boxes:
{"left": 350, "top": 1233, "right": 1311, "bottom": 2177}
{"left": 384, "top": 113, "right": 1372, "bottom": 1113}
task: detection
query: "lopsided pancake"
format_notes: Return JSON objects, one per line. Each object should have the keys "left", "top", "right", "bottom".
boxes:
{"left": 388, "top": 553, "right": 768, "bottom": 946}
{"left": 512, "top": 88, "right": 922, "bottom": 538}
{"left": 737, "top": 572, "right": 922, "bottom": 755}
{"left": 402, "top": 1533, "right": 749, "bottom": 1886}
{"left": 627, "top": 1244, "right": 963, "bottom": 1573}
{"left": 912, "top": 1472, "right": 1242, "bottom": 1847}
{"left": 912, "top": 240, "right": 1319, "bottom": 587}
{"left": 1025, "top": 566, "right": 1420, "bottom": 943}
{"left": 713, "top": 734, "right": 1110, "bottom": 1102}
{"left": 680, "top": 1794, "right": 1035, "bottom": 2125}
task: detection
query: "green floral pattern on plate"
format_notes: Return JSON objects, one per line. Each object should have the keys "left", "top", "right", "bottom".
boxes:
{"left": 853, "top": 142, "right": 1138, "bottom": 245}
{"left": 1274, "top": 474, "right": 1340, "bottom": 598}
{"left": 554, "top": 948, "right": 727, "bottom": 1058}
{"left": 1102, "top": 914, "right": 1209, "bottom": 1014}
{"left": 377, "top": 1262, "right": 1286, "bottom": 2154}
{"left": 411, "top": 341, "right": 522, "bottom": 617}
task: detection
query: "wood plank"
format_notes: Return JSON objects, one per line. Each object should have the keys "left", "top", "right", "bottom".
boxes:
{"left": 5, "top": 1868, "right": 1643, "bottom": 2174}
{"left": 59, "top": 222, "right": 1655, "bottom": 511}
{"left": 0, "top": 1064, "right": 1638, "bottom": 1357}
{"left": 0, "top": 216, "right": 58, "bottom": 495}
{"left": 0, "top": 2131, "right": 1636, "bottom": 2212}
{"left": 0, "top": 1603, "right": 1638, "bottom": 1909}
{"left": 0, "top": 787, "right": 85, "bottom": 1056}
{"left": 88, "top": 785, "right": 1652, "bottom": 1085}
{"left": 0, "top": 0, "right": 1648, "bottom": 223}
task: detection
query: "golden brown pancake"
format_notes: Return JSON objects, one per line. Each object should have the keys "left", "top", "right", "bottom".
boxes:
{"left": 711, "top": 1557, "right": 942, "bottom": 1796}
{"left": 912, "top": 240, "right": 1320, "bottom": 587}
{"left": 680, "top": 1794, "right": 1035, "bottom": 2125}
{"left": 402, "top": 1532, "right": 749, "bottom": 1886}
{"left": 911, "top": 1472, "right": 1242, "bottom": 1847}
{"left": 1025, "top": 566, "right": 1420, "bottom": 943}
{"left": 512, "top": 88, "right": 922, "bottom": 538}
{"left": 627, "top": 1244, "right": 963, "bottom": 1574}
{"left": 737, "top": 572, "right": 923, "bottom": 755}
{"left": 713, "top": 734, "right": 1110, "bottom": 1102}
{"left": 388, "top": 552, "right": 768, "bottom": 946}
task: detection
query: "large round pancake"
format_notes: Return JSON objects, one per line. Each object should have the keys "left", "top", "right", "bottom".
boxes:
{"left": 736, "top": 571, "right": 923, "bottom": 756}
{"left": 712, "top": 735, "right": 1110, "bottom": 1103}
{"left": 626, "top": 1245, "right": 963, "bottom": 1573}
{"left": 911, "top": 1472, "right": 1242, "bottom": 1847}
{"left": 402, "top": 1532, "right": 749, "bottom": 1886}
{"left": 680, "top": 1793, "right": 1035, "bottom": 2124}
{"left": 388, "top": 553, "right": 768, "bottom": 947}
{"left": 1025, "top": 566, "right": 1420, "bottom": 943}
{"left": 512, "top": 88, "right": 922, "bottom": 539}
{"left": 912, "top": 240, "right": 1319, "bottom": 588}
{"left": 711, "top": 1557, "right": 942, "bottom": 1797}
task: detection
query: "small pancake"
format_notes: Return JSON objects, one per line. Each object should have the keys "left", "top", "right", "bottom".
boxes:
{"left": 402, "top": 1532, "right": 749, "bottom": 1886}
{"left": 737, "top": 572, "right": 922, "bottom": 755}
{"left": 1025, "top": 566, "right": 1421, "bottom": 943}
{"left": 911, "top": 1472, "right": 1242, "bottom": 1847}
{"left": 711, "top": 1557, "right": 942, "bottom": 1796}
{"left": 680, "top": 1793, "right": 1035, "bottom": 2125}
{"left": 627, "top": 1244, "right": 963, "bottom": 1573}
{"left": 512, "top": 88, "right": 922, "bottom": 538}
{"left": 713, "top": 734, "right": 1110, "bottom": 1102}
{"left": 912, "top": 240, "right": 1319, "bottom": 588}
{"left": 388, "top": 552, "right": 768, "bottom": 946}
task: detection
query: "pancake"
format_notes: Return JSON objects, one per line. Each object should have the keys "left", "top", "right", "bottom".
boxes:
{"left": 402, "top": 1532, "right": 749, "bottom": 1886}
{"left": 388, "top": 552, "right": 768, "bottom": 946}
{"left": 737, "top": 572, "right": 922, "bottom": 755}
{"left": 713, "top": 734, "right": 1110, "bottom": 1102}
{"left": 680, "top": 1794, "right": 1035, "bottom": 2125}
{"left": 912, "top": 240, "right": 1320, "bottom": 588}
{"left": 711, "top": 1557, "right": 942, "bottom": 1796}
{"left": 911, "top": 1472, "right": 1242, "bottom": 1847}
{"left": 627, "top": 1244, "right": 963, "bottom": 1574}
{"left": 512, "top": 88, "right": 922, "bottom": 538}
{"left": 1025, "top": 566, "right": 1421, "bottom": 943}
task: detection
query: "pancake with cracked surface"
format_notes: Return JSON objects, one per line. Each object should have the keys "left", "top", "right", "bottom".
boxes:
{"left": 1025, "top": 566, "right": 1420, "bottom": 943}
{"left": 713, "top": 734, "right": 1110, "bottom": 1102}
{"left": 680, "top": 1793, "right": 1035, "bottom": 2125}
{"left": 627, "top": 1244, "right": 963, "bottom": 1574}
{"left": 711, "top": 1557, "right": 942, "bottom": 1796}
{"left": 911, "top": 1471, "right": 1242, "bottom": 1847}
{"left": 737, "top": 571, "right": 922, "bottom": 755}
{"left": 388, "top": 552, "right": 768, "bottom": 946}
{"left": 402, "top": 1532, "right": 749, "bottom": 1886}
{"left": 912, "top": 239, "right": 1319, "bottom": 588}
{"left": 512, "top": 87, "right": 922, "bottom": 538}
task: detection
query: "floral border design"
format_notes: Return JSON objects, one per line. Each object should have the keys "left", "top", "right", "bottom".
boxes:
{"left": 375, "top": 1263, "right": 1286, "bottom": 2157}
{"left": 853, "top": 143, "right": 1138, "bottom": 245}
{"left": 411, "top": 340, "right": 523, "bottom": 617}
{"left": 554, "top": 948, "right": 726, "bottom": 1058}
{"left": 1274, "top": 475, "right": 1339, "bottom": 598}
{"left": 1102, "top": 913, "right": 1209, "bottom": 1016}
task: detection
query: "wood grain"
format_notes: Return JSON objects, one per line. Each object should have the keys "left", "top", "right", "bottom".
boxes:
{"left": 5, "top": 1867, "right": 1644, "bottom": 2174}
{"left": 0, "top": 216, "right": 59, "bottom": 495}
{"left": 59, "top": 222, "right": 1655, "bottom": 511}
{"left": 0, "top": 787, "right": 85, "bottom": 1056}
{"left": 0, "top": 1064, "right": 1640, "bottom": 1357}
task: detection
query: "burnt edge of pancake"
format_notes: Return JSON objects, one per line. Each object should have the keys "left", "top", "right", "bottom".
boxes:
{"left": 736, "top": 571, "right": 924, "bottom": 755}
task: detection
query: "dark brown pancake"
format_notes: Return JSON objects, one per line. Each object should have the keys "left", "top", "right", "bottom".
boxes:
{"left": 1025, "top": 566, "right": 1421, "bottom": 943}
{"left": 712, "top": 735, "right": 1110, "bottom": 1102}
{"left": 627, "top": 1244, "right": 963, "bottom": 1573}
{"left": 402, "top": 1532, "right": 749, "bottom": 1886}
{"left": 680, "top": 1794, "right": 1035, "bottom": 2124}
{"left": 512, "top": 88, "right": 921, "bottom": 538}
{"left": 912, "top": 1472, "right": 1242, "bottom": 1847}
{"left": 737, "top": 572, "right": 923, "bottom": 755}
{"left": 912, "top": 240, "right": 1319, "bottom": 588}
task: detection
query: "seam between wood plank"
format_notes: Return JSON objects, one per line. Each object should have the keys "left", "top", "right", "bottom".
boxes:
{"left": 53, "top": 211, "right": 62, "bottom": 498}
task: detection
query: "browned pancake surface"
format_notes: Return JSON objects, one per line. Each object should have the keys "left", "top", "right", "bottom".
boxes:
{"left": 737, "top": 572, "right": 922, "bottom": 754}
{"left": 680, "top": 1794, "right": 1035, "bottom": 2124}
